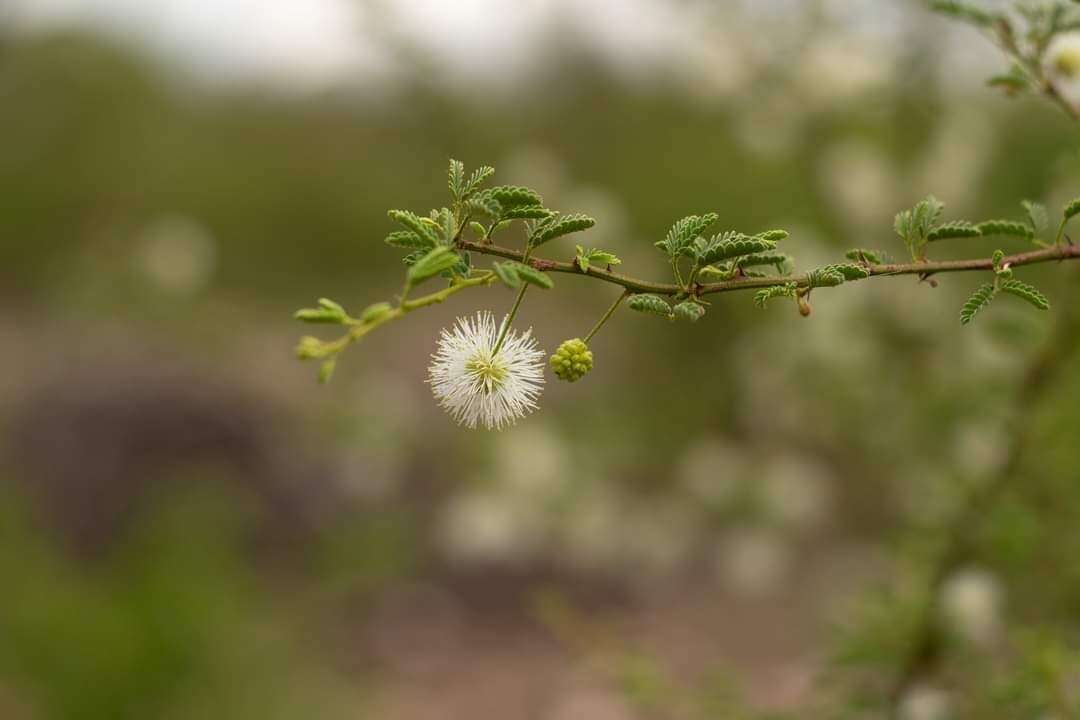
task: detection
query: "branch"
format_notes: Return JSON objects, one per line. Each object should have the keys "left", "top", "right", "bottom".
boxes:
{"left": 459, "top": 240, "right": 1080, "bottom": 297}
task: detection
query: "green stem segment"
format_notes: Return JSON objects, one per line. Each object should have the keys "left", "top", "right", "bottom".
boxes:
{"left": 492, "top": 244, "right": 535, "bottom": 353}
{"left": 317, "top": 272, "right": 497, "bottom": 358}
{"left": 493, "top": 283, "right": 528, "bottom": 353}
{"left": 1054, "top": 216, "right": 1070, "bottom": 246}
{"left": 584, "top": 290, "right": 629, "bottom": 344}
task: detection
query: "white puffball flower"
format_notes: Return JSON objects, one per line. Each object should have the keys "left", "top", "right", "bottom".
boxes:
{"left": 898, "top": 684, "right": 951, "bottom": 720}
{"left": 428, "top": 311, "right": 545, "bottom": 430}
{"left": 940, "top": 567, "right": 1003, "bottom": 647}
{"left": 136, "top": 215, "right": 216, "bottom": 295}
{"left": 715, "top": 527, "right": 792, "bottom": 598}
{"left": 1045, "top": 32, "right": 1080, "bottom": 110}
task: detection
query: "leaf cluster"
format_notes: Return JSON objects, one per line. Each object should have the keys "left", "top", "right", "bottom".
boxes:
{"left": 931, "top": 1, "right": 1080, "bottom": 111}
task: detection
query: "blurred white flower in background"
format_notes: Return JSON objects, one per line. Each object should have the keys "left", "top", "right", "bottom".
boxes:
{"left": 818, "top": 140, "right": 897, "bottom": 231}
{"left": 134, "top": 215, "right": 217, "bottom": 295}
{"left": 678, "top": 437, "right": 746, "bottom": 507}
{"left": 502, "top": 146, "right": 570, "bottom": 206}
{"left": 897, "top": 463, "right": 963, "bottom": 526}
{"left": 335, "top": 370, "right": 424, "bottom": 501}
{"left": 558, "top": 185, "right": 630, "bottom": 250}
{"left": 545, "top": 682, "right": 632, "bottom": 720}
{"left": 559, "top": 485, "right": 626, "bottom": 573}
{"left": 914, "top": 107, "right": 994, "bottom": 212}
{"left": 799, "top": 37, "right": 894, "bottom": 103}
{"left": 8, "top": 0, "right": 956, "bottom": 99}
{"left": 676, "top": 24, "right": 752, "bottom": 103}
{"left": 760, "top": 454, "right": 834, "bottom": 532}
{"left": 493, "top": 423, "right": 569, "bottom": 499}
{"left": 952, "top": 420, "right": 1009, "bottom": 479}
{"left": 439, "top": 486, "right": 548, "bottom": 566}
{"left": 715, "top": 526, "right": 792, "bottom": 598}
{"left": 897, "top": 684, "right": 951, "bottom": 720}
{"left": 962, "top": 302, "right": 1039, "bottom": 378}
{"left": 619, "top": 500, "right": 701, "bottom": 582}
{"left": 10, "top": 0, "right": 380, "bottom": 88}
{"left": 940, "top": 567, "right": 1003, "bottom": 647}
{"left": 730, "top": 92, "right": 805, "bottom": 161}
{"left": 1044, "top": 32, "right": 1080, "bottom": 112}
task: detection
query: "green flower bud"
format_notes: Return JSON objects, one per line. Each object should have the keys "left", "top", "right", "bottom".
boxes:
{"left": 296, "top": 336, "right": 326, "bottom": 360}
{"left": 549, "top": 338, "right": 594, "bottom": 382}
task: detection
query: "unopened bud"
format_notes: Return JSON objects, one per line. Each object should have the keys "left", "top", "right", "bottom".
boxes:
{"left": 550, "top": 338, "right": 594, "bottom": 382}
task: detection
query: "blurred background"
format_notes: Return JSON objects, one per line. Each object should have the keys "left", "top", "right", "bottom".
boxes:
{"left": 3, "top": 0, "right": 1080, "bottom": 717}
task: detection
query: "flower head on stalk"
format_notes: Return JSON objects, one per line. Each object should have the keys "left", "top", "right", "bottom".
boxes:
{"left": 428, "top": 312, "right": 545, "bottom": 430}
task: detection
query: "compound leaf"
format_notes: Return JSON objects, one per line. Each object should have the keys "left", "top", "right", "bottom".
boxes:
{"left": 978, "top": 220, "right": 1033, "bottom": 239}
{"left": 656, "top": 214, "right": 718, "bottom": 258}
{"left": 529, "top": 213, "right": 596, "bottom": 247}
{"left": 628, "top": 294, "right": 674, "bottom": 318}
{"left": 754, "top": 283, "right": 798, "bottom": 308}
{"left": 960, "top": 283, "right": 996, "bottom": 325}
{"left": 928, "top": 221, "right": 981, "bottom": 241}
{"left": 407, "top": 246, "right": 459, "bottom": 288}
{"left": 999, "top": 279, "right": 1049, "bottom": 310}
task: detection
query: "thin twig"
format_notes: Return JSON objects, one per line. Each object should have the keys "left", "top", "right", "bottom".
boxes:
{"left": 458, "top": 240, "right": 1080, "bottom": 298}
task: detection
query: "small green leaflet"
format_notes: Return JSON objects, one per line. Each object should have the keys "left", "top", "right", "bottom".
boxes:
{"left": 978, "top": 220, "right": 1033, "bottom": 239}
{"left": 656, "top": 214, "right": 718, "bottom": 259}
{"left": 502, "top": 206, "right": 554, "bottom": 220}
{"left": 999, "top": 280, "right": 1049, "bottom": 310}
{"left": 929, "top": 0, "right": 1000, "bottom": 27}
{"left": 822, "top": 263, "right": 871, "bottom": 281}
{"left": 894, "top": 195, "right": 944, "bottom": 259}
{"left": 467, "top": 186, "right": 548, "bottom": 221}
{"left": 987, "top": 69, "right": 1030, "bottom": 94}
{"left": 385, "top": 229, "right": 434, "bottom": 250}
{"left": 757, "top": 230, "right": 789, "bottom": 243}
{"left": 528, "top": 213, "right": 596, "bottom": 248}
{"left": 754, "top": 283, "right": 798, "bottom": 309}
{"left": 318, "top": 357, "right": 336, "bottom": 384}
{"left": 492, "top": 261, "right": 521, "bottom": 289}
{"left": 462, "top": 166, "right": 495, "bottom": 199}
{"left": 513, "top": 262, "right": 554, "bottom": 289}
{"left": 808, "top": 269, "right": 845, "bottom": 288}
{"left": 734, "top": 252, "right": 791, "bottom": 272}
{"left": 448, "top": 159, "right": 495, "bottom": 202}
{"left": 489, "top": 186, "right": 542, "bottom": 209}
{"left": 360, "top": 302, "right": 393, "bottom": 323}
{"left": 432, "top": 207, "right": 457, "bottom": 245}
{"left": 1065, "top": 197, "right": 1080, "bottom": 221}
{"left": 493, "top": 261, "right": 554, "bottom": 289}
{"left": 960, "top": 283, "right": 996, "bottom": 325}
{"left": 575, "top": 245, "right": 622, "bottom": 272}
{"left": 388, "top": 209, "right": 442, "bottom": 248}
{"left": 928, "top": 221, "right": 980, "bottom": 241}
{"left": 446, "top": 250, "right": 471, "bottom": 279}
{"left": 406, "top": 246, "right": 460, "bottom": 288}
{"left": 845, "top": 248, "right": 887, "bottom": 264}
{"left": 628, "top": 294, "right": 674, "bottom": 318}
{"left": 295, "top": 298, "right": 348, "bottom": 324}
{"left": 806, "top": 264, "right": 867, "bottom": 289}
{"left": 693, "top": 233, "right": 777, "bottom": 266}
{"left": 465, "top": 194, "right": 502, "bottom": 217}
{"left": 1021, "top": 200, "right": 1048, "bottom": 235}
{"left": 674, "top": 300, "right": 706, "bottom": 322}
{"left": 448, "top": 159, "right": 465, "bottom": 200}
